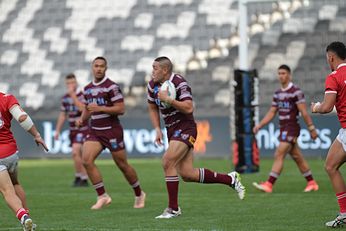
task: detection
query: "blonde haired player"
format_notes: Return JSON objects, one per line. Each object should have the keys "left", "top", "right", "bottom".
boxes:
{"left": 0, "top": 92, "right": 48, "bottom": 230}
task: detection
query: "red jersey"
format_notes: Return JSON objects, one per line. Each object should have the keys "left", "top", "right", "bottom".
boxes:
{"left": 60, "top": 90, "right": 88, "bottom": 132}
{"left": 272, "top": 82, "right": 305, "bottom": 131}
{"left": 325, "top": 63, "right": 346, "bottom": 128}
{"left": 83, "top": 77, "right": 124, "bottom": 131}
{"left": 147, "top": 73, "right": 195, "bottom": 128}
{"left": 0, "top": 92, "right": 19, "bottom": 158}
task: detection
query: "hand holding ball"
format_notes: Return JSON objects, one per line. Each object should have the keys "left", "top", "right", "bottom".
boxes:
{"left": 159, "top": 80, "right": 176, "bottom": 108}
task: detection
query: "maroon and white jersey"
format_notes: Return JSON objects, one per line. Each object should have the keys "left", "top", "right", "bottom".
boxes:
{"left": 272, "top": 82, "right": 305, "bottom": 130}
{"left": 0, "top": 92, "right": 19, "bottom": 158}
{"left": 60, "top": 90, "right": 88, "bottom": 131}
{"left": 83, "top": 77, "right": 123, "bottom": 131}
{"left": 325, "top": 63, "right": 346, "bottom": 128}
{"left": 147, "top": 73, "right": 195, "bottom": 128}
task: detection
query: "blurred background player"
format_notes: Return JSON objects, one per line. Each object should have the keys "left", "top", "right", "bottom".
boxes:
{"left": 54, "top": 74, "right": 89, "bottom": 187}
{"left": 76, "top": 56, "right": 146, "bottom": 210}
{"left": 148, "top": 56, "right": 245, "bottom": 219}
{"left": 0, "top": 91, "right": 48, "bottom": 230}
{"left": 311, "top": 41, "right": 346, "bottom": 227}
{"left": 253, "top": 64, "right": 319, "bottom": 193}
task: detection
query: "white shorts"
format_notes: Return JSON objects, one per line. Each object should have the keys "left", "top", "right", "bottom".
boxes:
{"left": 0, "top": 153, "right": 19, "bottom": 174}
{"left": 337, "top": 128, "right": 346, "bottom": 152}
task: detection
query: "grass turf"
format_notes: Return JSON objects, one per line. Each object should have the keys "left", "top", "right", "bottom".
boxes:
{"left": 0, "top": 158, "right": 342, "bottom": 231}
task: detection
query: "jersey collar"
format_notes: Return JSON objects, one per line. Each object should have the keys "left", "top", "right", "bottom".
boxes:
{"left": 281, "top": 82, "right": 293, "bottom": 91}
{"left": 169, "top": 73, "right": 175, "bottom": 81}
{"left": 93, "top": 76, "right": 107, "bottom": 86}
{"left": 337, "top": 63, "right": 346, "bottom": 70}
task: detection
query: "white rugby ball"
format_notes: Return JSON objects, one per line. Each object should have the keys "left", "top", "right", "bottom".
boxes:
{"left": 160, "top": 80, "right": 176, "bottom": 108}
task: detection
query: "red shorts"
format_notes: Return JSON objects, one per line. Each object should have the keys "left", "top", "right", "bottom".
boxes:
{"left": 85, "top": 123, "right": 125, "bottom": 152}
{"left": 69, "top": 129, "right": 87, "bottom": 146}
{"left": 167, "top": 122, "right": 197, "bottom": 148}
{"left": 279, "top": 129, "right": 300, "bottom": 144}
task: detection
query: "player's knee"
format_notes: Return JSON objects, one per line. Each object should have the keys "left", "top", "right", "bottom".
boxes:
{"left": 324, "top": 162, "right": 336, "bottom": 173}
{"left": 82, "top": 158, "right": 93, "bottom": 169}
{"left": 180, "top": 174, "right": 193, "bottom": 182}
{"left": 162, "top": 158, "right": 175, "bottom": 171}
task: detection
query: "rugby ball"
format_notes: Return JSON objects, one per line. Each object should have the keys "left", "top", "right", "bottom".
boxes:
{"left": 160, "top": 80, "right": 176, "bottom": 108}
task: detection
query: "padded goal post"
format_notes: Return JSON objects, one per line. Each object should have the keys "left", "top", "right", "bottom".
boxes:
{"left": 231, "top": 69, "right": 259, "bottom": 173}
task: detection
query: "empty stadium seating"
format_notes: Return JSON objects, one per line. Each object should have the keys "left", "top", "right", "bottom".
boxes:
{"left": 0, "top": 0, "right": 344, "bottom": 119}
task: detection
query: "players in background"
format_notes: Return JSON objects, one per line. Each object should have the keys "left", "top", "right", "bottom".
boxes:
{"left": 252, "top": 64, "right": 319, "bottom": 193}
{"left": 76, "top": 56, "right": 146, "bottom": 210}
{"left": 311, "top": 41, "right": 346, "bottom": 227}
{"left": 0, "top": 92, "right": 48, "bottom": 230}
{"left": 54, "top": 74, "right": 89, "bottom": 187}
{"left": 148, "top": 56, "right": 245, "bottom": 219}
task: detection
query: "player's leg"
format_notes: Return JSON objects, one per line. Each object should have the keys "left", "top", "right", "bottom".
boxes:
{"left": 176, "top": 147, "right": 245, "bottom": 200}
{"left": 0, "top": 169, "right": 33, "bottom": 230}
{"left": 289, "top": 143, "right": 318, "bottom": 192}
{"left": 155, "top": 141, "right": 189, "bottom": 219}
{"left": 111, "top": 149, "right": 145, "bottom": 208}
{"left": 9, "top": 168, "right": 27, "bottom": 210}
{"left": 82, "top": 141, "right": 111, "bottom": 209}
{"left": 72, "top": 143, "right": 88, "bottom": 187}
{"left": 325, "top": 138, "right": 346, "bottom": 227}
{"left": 253, "top": 142, "right": 291, "bottom": 193}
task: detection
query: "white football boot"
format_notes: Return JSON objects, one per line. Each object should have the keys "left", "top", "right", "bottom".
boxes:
{"left": 155, "top": 207, "right": 182, "bottom": 219}
{"left": 326, "top": 213, "right": 346, "bottom": 228}
{"left": 228, "top": 171, "right": 246, "bottom": 200}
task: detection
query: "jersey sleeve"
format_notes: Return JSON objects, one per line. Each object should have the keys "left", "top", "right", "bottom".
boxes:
{"left": 294, "top": 88, "right": 305, "bottom": 104}
{"left": 60, "top": 97, "right": 67, "bottom": 112}
{"left": 325, "top": 74, "right": 338, "bottom": 94}
{"left": 147, "top": 82, "right": 156, "bottom": 104}
{"left": 109, "top": 84, "right": 124, "bottom": 103}
{"left": 6, "top": 94, "right": 19, "bottom": 110}
{"left": 176, "top": 81, "right": 192, "bottom": 101}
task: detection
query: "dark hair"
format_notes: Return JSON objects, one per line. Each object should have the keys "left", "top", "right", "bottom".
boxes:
{"left": 93, "top": 56, "right": 108, "bottom": 66}
{"left": 65, "top": 73, "right": 76, "bottom": 80}
{"left": 326, "top": 41, "right": 346, "bottom": 60}
{"left": 154, "top": 56, "right": 173, "bottom": 73}
{"left": 278, "top": 64, "right": 291, "bottom": 73}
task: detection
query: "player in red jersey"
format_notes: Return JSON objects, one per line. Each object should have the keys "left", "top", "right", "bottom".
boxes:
{"left": 76, "top": 57, "right": 145, "bottom": 210}
{"left": 148, "top": 56, "right": 245, "bottom": 219}
{"left": 311, "top": 42, "right": 346, "bottom": 227}
{"left": 54, "top": 74, "right": 89, "bottom": 187}
{"left": 252, "top": 64, "right": 319, "bottom": 193}
{"left": 0, "top": 92, "right": 48, "bottom": 230}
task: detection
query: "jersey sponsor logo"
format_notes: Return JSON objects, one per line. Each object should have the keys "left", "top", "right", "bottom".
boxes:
{"left": 181, "top": 133, "right": 189, "bottom": 140}
{"left": 110, "top": 138, "right": 118, "bottom": 149}
{"left": 173, "top": 129, "right": 182, "bottom": 138}
{"left": 76, "top": 133, "right": 83, "bottom": 143}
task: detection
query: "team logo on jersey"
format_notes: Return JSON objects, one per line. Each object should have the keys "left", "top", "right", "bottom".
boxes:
{"left": 173, "top": 129, "right": 182, "bottom": 138}
{"left": 76, "top": 133, "right": 83, "bottom": 142}
{"left": 181, "top": 133, "right": 189, "bottom": 140}
{"left": 281, "top": 131, "right": 287, "bottom": 140}
{"left": 0, "top": 112, "right": 4, "bottom": 129}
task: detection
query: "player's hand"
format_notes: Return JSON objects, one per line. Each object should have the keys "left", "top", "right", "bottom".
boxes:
{"left": 34, "top": 134, "right": 49, "bottom": 152}
{"left": 75, "top": 118, "right": 83, "bottom": 128}
{"left": 158, "top": 87, "right": 170, "bottom": 103}
{"left": 310, "top": 129, "right": 318, "bottom": 140}
{"left": 54, "top": 131, "right": 60, "bottom": 140}
{"left": 154, "top": 127, "right": 163, "bottom": 146}
{"left": 86, "top": 103, "right": 101, "bottom": 112}
{"left": 310, "top": 102, "right": 320, "bottom": 113}
{"left": 253, "top": 125, "right": 260, "bottom": 134}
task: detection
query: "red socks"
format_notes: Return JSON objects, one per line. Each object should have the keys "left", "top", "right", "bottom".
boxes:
{"left": 337, "top": 192, "right": 346, "bottom": 213}
{"left": 199, "top": 168, "right": 232, "bottom": 185}
{"left": 166, "top": 176, "right": 179, "bottom": 211}
{"left": 131, "top": 181, "right": 142, "bottom": 197}
{"left": 93, "top": 181, "right": 106, "bottom": 196}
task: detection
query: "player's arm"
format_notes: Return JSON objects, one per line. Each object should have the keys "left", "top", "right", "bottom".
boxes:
{"left": 311, "top": 93, "right": 336, "bottom": 114}
{"left": 9, "top": 104, "right": 48, "bottom": 151}
{"left": 297, "top": 103, "right": 318, "bottom": 140}
{"left": 148, "top": 103, "right": 163, "bottom": 145}
{"left": 158, "top": 89, "right": 193, "bottom": 114}
{"left": 69, "top": 92, "right": 85, "bottom": 112}
{"left": 253, "top": 106, "right": 277, "bottom": 134}
{"left": 86, "top": 101, "right": 125, "bottom": 115}
{"left": 54, "top": 111, "right": 66, "bottom": 140}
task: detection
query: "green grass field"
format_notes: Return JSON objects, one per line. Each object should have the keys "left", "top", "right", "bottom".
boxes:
{"left": 0, "top": 158, "right": 343, "bottom": 231}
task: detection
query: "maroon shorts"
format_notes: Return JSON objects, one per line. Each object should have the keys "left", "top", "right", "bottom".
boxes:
{"left": 167, "top": 122, "right": 197, "bottom": 148}
{"left": 85, "top": 123, "right": 125, "bottom": 152}
{"left": 69, "top": 130, "right": 87, "bottom": 146}
{"left": 279, "top": 128, "right": 300, "bottom": 144}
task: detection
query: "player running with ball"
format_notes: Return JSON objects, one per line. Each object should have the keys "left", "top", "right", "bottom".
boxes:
{"left": 311, "top": 41, "right": 346, "bottom": 228}
{"left": 0, "top": 92, "right": 48, "bottom": 230}
{"left": 147, "top": 56, "right": 245, "bottom": 219}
